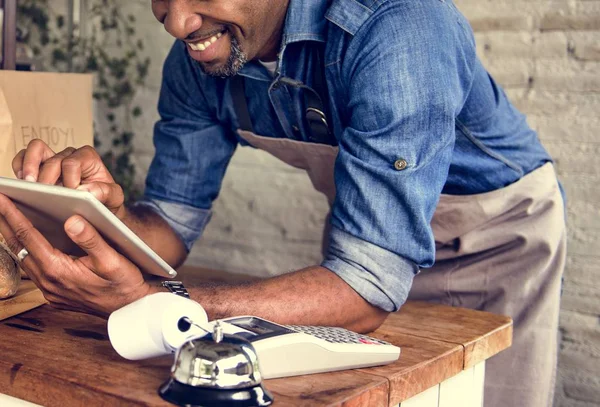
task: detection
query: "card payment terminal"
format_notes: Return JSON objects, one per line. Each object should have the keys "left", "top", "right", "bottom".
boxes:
{"left": 213, "top": 316, "right": 401, "bottom": 379}
{"left": 107, "top": 293, "right": 400, "bottom": 379}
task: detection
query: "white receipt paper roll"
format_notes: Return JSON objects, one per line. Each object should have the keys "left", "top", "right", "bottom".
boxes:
{"left": 108, "top": 292, "right": 209, "bottom": 360}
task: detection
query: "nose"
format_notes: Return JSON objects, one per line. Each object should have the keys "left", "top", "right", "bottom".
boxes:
{"left": 163, "top": 0, "right": 203, "bottom": 40}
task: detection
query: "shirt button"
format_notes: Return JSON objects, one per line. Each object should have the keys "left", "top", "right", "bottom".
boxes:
{"left": 394, "top": 159, "right": 408, "bottom": 171}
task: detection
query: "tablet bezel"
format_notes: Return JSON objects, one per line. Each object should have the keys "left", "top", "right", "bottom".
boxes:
{"left": 0, "top": 176, "right": 177, "bottom": 278}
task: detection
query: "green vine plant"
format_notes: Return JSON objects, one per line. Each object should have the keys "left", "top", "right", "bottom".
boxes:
{"left": 16, "top": 0, "right": 150, "bottom": 203}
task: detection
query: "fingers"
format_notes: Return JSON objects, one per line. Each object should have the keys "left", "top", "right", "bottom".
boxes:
{"left": 76, "top": 182, "right": 125, "bottom": 215}
{"left": 12, "top": 142, "right": 114, "bottom": 194}
{"left": 0, "top": 193, "right": 76, "bottom": 299}
{"left": 62, "top": 146, "right": 114, "bottom": 189}
{"left": 64, "top": 215, "right": 124, "bottom": 280}
{"left": 0, "top": 195, "right": 56, "bottom": 293}
{"left": 11, "top": 149, "right": 25, "bottom": 179}
{"left": 0, "top": 194, "right": 143, "bottom": 317}
{"left": 37, "top": 147, "right": 77, "bottom": 185}
{"left": 0, "top": 194, "right": 56, "bottom": 268}
{"left": 0, "top": 211, "right": 25, "bottom": 261}
{"left": 13, "top": 139, "right": 56, "bottom": 182}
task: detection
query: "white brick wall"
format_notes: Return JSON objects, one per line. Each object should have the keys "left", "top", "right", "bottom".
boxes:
{"left": 122, "top": 1, "right": 599, "bottom": 405}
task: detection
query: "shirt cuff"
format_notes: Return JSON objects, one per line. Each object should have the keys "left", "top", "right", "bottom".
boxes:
{"left": 134, "top": 197, "right": 212, "bottom": 252}
{"left": 321, "top": 226, "right": 419, "bottom": 312}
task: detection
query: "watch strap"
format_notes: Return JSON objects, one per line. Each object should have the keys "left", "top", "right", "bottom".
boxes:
{"left": 161, "top": 280, "right": 190, "bottom": 299}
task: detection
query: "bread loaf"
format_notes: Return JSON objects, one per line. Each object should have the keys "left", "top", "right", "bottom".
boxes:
{"left": 0, "top": 235, "right": 21, "bottom": 299}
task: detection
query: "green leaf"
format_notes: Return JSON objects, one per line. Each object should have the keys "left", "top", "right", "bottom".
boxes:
{"left": 85, "top": 55, "right": 99, "bottom": 71}
{"left": 52, "top": 49, "right": 68, "bottom": 63}
{"left": 121, "top": 132, "right": 134, "bottom": 144}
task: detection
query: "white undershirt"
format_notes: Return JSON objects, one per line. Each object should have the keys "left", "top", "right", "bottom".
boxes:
{"left": 259, "top": 60, "right": 278, "bottom": 77}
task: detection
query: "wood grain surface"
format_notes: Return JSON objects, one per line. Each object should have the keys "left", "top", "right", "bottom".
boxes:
{"left": 0, "top": 280, "right": 46, "bottom": 321}
{"left": 266, "top": 370, "right": 389, "bottom": 407}
{"left": 0, "top": 306, "right": 391, "bottom": 407}
{"left": 0, "top": 267, "right": 513, "bottom": 407}
{"left": 382, "top": 301, "right": 513, "bottom": 369}
{"left": 362, "top": 326, "right": 464, "bottom": 405}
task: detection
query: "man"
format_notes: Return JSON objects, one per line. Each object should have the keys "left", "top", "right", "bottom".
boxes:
{"left": 0, "top": 0, "right": 565, "bottom": 406}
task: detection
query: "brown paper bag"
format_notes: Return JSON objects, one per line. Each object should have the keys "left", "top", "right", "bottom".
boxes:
{"left": 0, "top": 71, "right": 91, "bottom": 315}
{"left": 0, "top": 71, "right": 93, "bottom": 178}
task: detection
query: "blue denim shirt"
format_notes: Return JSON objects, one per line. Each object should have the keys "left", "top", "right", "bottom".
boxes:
{"left": 141, "top": 0, "right": 552, "bottom": 312}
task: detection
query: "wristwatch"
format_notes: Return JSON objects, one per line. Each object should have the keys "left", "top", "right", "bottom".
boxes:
{"left": 161, "top": 280, "right": 190, "bottom": 299}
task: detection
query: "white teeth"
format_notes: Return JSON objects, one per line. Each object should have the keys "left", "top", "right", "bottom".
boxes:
{"left": 189, "top": 32, "right": 224, "bottom": 52}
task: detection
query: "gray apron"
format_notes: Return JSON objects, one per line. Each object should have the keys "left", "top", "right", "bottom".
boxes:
{"left": 237, "top": 128, "right": 565, "bottom": 407}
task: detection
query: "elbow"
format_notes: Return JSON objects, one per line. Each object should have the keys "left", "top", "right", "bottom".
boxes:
{"left": 350, "top": 307, "right": 390, "bottom": 334}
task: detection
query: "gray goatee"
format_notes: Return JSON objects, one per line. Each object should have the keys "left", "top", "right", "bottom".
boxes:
{"left": 199, "top": 35, "right": 248, "bottom": 77}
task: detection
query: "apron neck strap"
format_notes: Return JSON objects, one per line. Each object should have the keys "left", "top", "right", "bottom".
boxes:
{"left": 231, "top": 75, "right": 254, "bottom": 133}
{"left": 230, "top": 55, "right": 331, "bottom": 142}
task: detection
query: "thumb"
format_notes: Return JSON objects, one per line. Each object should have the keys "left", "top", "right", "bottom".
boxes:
{"left": 64, "top": 215, "right": 122, "bottom": 280}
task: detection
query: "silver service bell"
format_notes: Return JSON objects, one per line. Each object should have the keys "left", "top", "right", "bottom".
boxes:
{"left": 159, "top": 321, "right": 274, "bottom": 407}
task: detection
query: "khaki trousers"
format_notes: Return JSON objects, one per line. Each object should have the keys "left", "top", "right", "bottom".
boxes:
{"left": 238, "top": 130, "right": 566, "bottom": 407}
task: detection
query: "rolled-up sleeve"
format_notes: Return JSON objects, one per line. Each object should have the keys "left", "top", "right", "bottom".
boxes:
{"left": 143, "top": 41, "right": 237, "bottom": 250}
{"left": 323, "top": 2, "right": 475, "bottom": 311}
{"left": 134, "top": 198, "right": 211, "bottom": 252}
{"left": 322, "top": 226, "right": 418, "bottom": 312}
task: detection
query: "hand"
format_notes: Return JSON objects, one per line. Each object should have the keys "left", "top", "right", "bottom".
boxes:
{"left": 0, "top": 193, "right": 150, "bottom": 317}
{"left": 12, "top": 139, "right": 126, "bottom": 219}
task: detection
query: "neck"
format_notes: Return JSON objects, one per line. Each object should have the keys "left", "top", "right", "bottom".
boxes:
{"left": 255, "top": 1, "right": 289, "bottom": 62}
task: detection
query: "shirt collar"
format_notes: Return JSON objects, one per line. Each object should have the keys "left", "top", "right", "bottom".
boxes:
{"left": 280, "top": 0, "right": 328, "bottom": 46}
{"left": 239, "top": 0, "right": 328, "bottom": 79}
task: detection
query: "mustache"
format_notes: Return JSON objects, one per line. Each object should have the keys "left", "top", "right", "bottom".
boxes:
{"left": 185, "top": 27, "right": 227, "bottom": 41}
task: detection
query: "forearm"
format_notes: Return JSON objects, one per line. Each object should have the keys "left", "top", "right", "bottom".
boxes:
{"left": 164, "top": 266, "right": 389, "bottom": 333}
{"left": 121, "top": 205, "right": 187, "bottom": 268}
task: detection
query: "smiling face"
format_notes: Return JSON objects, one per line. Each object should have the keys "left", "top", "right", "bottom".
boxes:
{"left": 151, "top": 0, "right": 290, "bottom": 77}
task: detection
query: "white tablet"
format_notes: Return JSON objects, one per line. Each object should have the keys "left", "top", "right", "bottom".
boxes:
{"left": 0, "top": 176, "right": 177, "bottom": 278}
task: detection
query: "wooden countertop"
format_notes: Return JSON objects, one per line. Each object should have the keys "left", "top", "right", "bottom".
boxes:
{"left": 0, "top": 268, "right": 512, "bottom": 407}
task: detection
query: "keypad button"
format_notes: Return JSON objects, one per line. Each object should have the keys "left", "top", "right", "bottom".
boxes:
{"left": 285, "top": 325, "right": 391, "bottom": 345}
